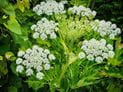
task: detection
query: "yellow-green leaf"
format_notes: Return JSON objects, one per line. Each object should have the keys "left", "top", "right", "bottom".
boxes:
{"left": 4, "top": 16, "right": 22, "bottom": 35}
{"left": 17, "top": 0, "right": 30, "bottom": 12}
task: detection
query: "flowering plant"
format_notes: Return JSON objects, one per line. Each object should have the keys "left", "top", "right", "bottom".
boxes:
{"left": 0, "top": 0, "right": 123, "bottom": 92}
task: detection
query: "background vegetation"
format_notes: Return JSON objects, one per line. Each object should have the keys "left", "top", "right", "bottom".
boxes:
{"left": 0, "top": 0, "right": 123, "bottom": 92}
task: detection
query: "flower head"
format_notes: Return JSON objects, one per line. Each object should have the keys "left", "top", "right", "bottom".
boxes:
{"left": 15, "top": 45, "right": 55, "bottom": 80}
{"left": 68, "top": 6, "right": 96, "bottom": 18}
{"left": 31, "top": 18, "right": 59, "bottom": 40}
{"left": 79, "top": 38, "right": 115, "bottom": 63}
{"left": 33, "top": 0, "right": 67, "bottom": 15}
{"left": 91, "top": 20, "right": 121, "bottom": 39}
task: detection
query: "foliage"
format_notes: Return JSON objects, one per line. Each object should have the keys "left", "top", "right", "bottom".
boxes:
{"left": 0, "top": 0, "right": 123, "bottom": 92}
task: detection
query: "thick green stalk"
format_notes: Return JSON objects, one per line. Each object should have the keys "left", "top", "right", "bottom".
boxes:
{"left": 59, "top": 40, "right": 78, "bottom": 81}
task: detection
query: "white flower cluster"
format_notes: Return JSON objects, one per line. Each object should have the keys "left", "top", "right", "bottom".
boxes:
{"left": 31, "top": 18, "right": 59, "bottom": 40}
{"left": 68, "top": 6, "right": 96, "bottom": 17}
{"left": 91, "top": 20, "right": 121, "bottom": 39}
{"left": 33, "top": 0, "right": 67, "bottom": 15}
{"left": 78, "top": 38, "right": 115, "bottom": 63}
{"left": 16, "top": 45, "right": 55, "bottom": 80}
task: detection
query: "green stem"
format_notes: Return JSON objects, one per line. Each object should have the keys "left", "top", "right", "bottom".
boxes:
{"left": 59, "top": 51, "right": 78, "bottom": 82}
{"left": 87, "top": 0, "right": 92, "bottom": 7}
{"left": 91, "top": 0, "right": 95, "bottom": 9}
{"left": 59, "top": 63, "right": 69, "bottom": 80}
{"left": 60, "top": 40, "right": 69, "bottom": 55}
{"left": 58, "top": 33, "right": 78, "bottom": 88}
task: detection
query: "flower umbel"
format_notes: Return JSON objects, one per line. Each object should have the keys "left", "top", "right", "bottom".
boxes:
{"left": 68, "top": 6, "right": 96, "bottom": 18}
{"left": 79, "top": 38, "right": 115, "bottom": 63}
{"left": 16, "top": 45, "right": 55, "bottom": 80}
{"left": 91, "top": 20, "right": 121, "bottom": 39}
{"left": 31, "top": 18, "right": 59, "bottom": 40}
{"left": 33, "top": 0, "right": 67, "bottom": 15}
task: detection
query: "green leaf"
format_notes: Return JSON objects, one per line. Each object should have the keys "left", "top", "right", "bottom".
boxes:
{"left": 7, "top": 86, "right": 17, "bottom": 92}
{"left": 10, "top": 62, "right": 18, "bottom": 76}
{"left": 2, "top": 4, "right": 15, "bottom": 16}
{"left": 4, "top": 16, "right": 22, "bottom": 35}
{"left": 107, "top": 84, "right": 122, "bottom": 92}
{"left": 0, "top": 56, "right": 3, "bottom": 61}
{"left": 70, "top": 0, "right": 90, "bottom": 6}
{"left": 0, "top": 35, "right": 10, "bottom": 55}
{"left": 5, "top": 52, "right": 14, "bottom": 60}
{"left": 36, "top": 39, "right": 51, "bottom": 47}
{"left": 0, "top": 0, "right": 8, "bottom": 8}
{"left": 26, "top": 79, "right": 45, "bottom": 91}
{"left": 17, "top": 0, "right": 30, "bottom": 12}
{"left": 0, "top": 59, "right": 8, "bottom": 76}
{"left": 0, "top": 44, "right": 10, "bottom": 55}
{"left": 9, "top": 75, "right": 22, "bottom": 88}
{"left": 11, "top": 33, "right": 32, "bottom": 49}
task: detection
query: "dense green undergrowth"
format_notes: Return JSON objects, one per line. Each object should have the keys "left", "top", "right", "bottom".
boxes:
{"left": 0, "top": 0, "right": 123, "bottom": 92}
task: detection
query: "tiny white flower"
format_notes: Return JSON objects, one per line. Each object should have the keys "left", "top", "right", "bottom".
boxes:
{"left": 33, "top": 45, "right": 39, "bottom": 50}
{"left": 33, "top": 32, "right": 39, "bottom": 39}
{"left": 40, "top": 33, "right": 47, "bottom": 40}
{"left": 16, "top": 58, "right": 23, "bottom": 64}
{"left": 48, "top": 54, "right": 55, "bottom": 60}
{"left": 23, "top": 54, "right": 30, "bottom": 59}
{"left": 102, "top": 47, "right": 108, "bottom": 52}
{"left": 107, "top": 44, "right": 113, "bottom": 50}
{"left": 87, "top": 54, "right": 94, "bottom": 61}
{"left": 26, "top": 49, "right": 32, "bottom": 54}
{"left": 81, "top": 45, "right": 87, "bottom": 50}
{"left": 36, "top": 65, "right": 43, "bottom": 72}
{"left": 31, "top": 24, "right": 36, "bottom": 30}
{"left": 109, "top": 34, "right": 115, "bottom": 39}
{"left": 108, "top": 51, "right": 115, "bottom": 58}
{"left": 41, "top": 53, "right": 47, "bottom": 58}
{"left": 26, "top": 63, "right": 33, "bottom": 69}
{"left": 116, "top": 28, "right": 121, "bottom": 34}
{"left": 111, "top": 24, "right": 117, "bottom": 29}
{"left": 22, "top": 60, "right": 29, "bottom": 66}
{"left": 16, "top": 65, "right": 24, "bottom": 73}
{"left": 43, "top": 58, "right": 49, "bottom": 64}
{"left": 44, "top": 64, "right": 51, "bottom": 70}
{"left": 92, "top": 11, "right": 96, "bottom": 16}
{"left": 95, "top": 56, "right": 103, "bottom": 63}
{"left": 50, "top": 32, "right": 57, "bottom": 39}
{"left": 44, "top": 49, "right": 50, "bottom": 55}
{"left": 26, "top": 68, "right": 33, "bottom": 76}
{"left": 100, "top": 32, "right": 106, "bottom": 37}
{"left": 36, "top": 72, "right": 44, "bottom": 80}
{"left": 100, "top": 39, "right": 106, "bottom": 46}
{"left": 18, "top": 50, "right": 25, "bottom": 57}
{"left": 78, "top": 52, "right": 85, "bottom": 59}
{"left": 46, "top": 30, "right": 51, "bottom": 34}
{"left": 102, "top": 53, "right": 108, "bottom": 59}
{"left": 55, "top": 27, "right": 59, "bottom": 31}
{"left": 96, "top": 50, "right": 102, "bottom": 56}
